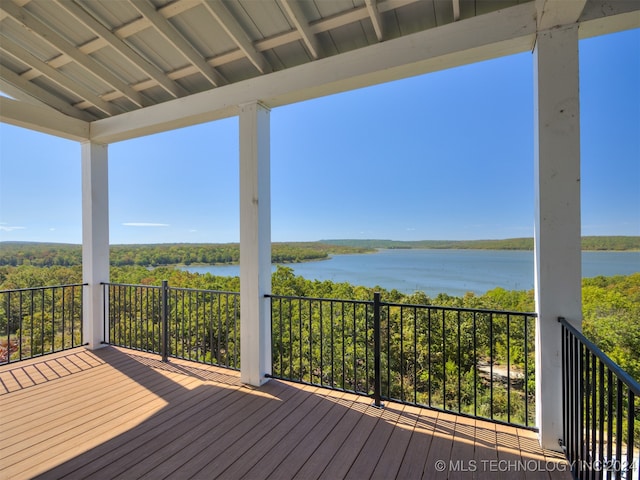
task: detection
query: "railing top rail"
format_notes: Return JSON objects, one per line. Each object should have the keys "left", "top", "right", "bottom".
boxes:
{"left": 0, "top": 283, "right": 87, "bottom": 294}
{"left": 558, "top": 316, "right": 640, "bottom": 395}
{"left": 266, "top": 293, "right": 537, "bottom": 317}
{"left": 101, "top": 282, "right": 161, "bottom": 289}
{"left": 379, "top": 300, "right": 538, "bottom": 317}
{"left": 102, "top": 282, "right": 239, "bottom": 296}
{"left": 168, "top": 286, "right": 239, "bottom": 295}
{"left": 265, "top": 293, "right": 371, "bottom": 306}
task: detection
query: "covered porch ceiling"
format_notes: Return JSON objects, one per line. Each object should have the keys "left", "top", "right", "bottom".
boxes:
{"left": 0, "top": 0, "right": 638, "bottom": 143}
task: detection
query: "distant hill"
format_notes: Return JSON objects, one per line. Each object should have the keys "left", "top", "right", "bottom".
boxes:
{"left": 320, "top": 236, "right": 640, "bottom": 251}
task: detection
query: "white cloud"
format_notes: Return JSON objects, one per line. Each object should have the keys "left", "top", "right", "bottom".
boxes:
{"left": 0, "top": 224, "right": 26, "bottom": 232}
{"left": 122, "top": 222, "right": 170, "bottom": 227}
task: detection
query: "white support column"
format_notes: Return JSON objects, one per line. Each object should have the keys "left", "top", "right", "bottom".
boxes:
{"left": 533, "top": 25, "right": 582, "bottom": 451}
{"left": 239, "top": 101, "right": 272, "bottom": 386}
{"left": 81, "top": 141, "right": 110, "bottom": 349}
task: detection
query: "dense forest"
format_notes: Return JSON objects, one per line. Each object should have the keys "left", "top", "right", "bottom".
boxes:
{"left": 1, "top": 263, "right": 637, "bottom": 384}
{"left": 1, "top": 236, "right": 637, "bottom": 268}
{"left": 0, "top": 242, "right": 371, "bottom": 268}
{"left": 0, "top": 263, "right": 638, "bottom": 437}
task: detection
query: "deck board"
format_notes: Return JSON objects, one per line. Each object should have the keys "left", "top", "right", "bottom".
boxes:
{"left": 0, "top": 347, "right": 571, "bottom": 480}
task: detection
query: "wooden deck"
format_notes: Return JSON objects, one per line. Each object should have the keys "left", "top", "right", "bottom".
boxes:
{"left": 0, "top": 347, "right": 571, "bottom": 480}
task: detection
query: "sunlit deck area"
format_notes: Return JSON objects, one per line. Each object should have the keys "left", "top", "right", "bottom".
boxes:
{"left": 1, "top": 346, "right": 570, "bottom": 480}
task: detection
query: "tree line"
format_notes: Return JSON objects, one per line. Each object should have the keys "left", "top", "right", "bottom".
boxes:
{"left": 2, "top": 236, "right": 636, "bottom": 269}
{"left": 0, "top": 242, "right": 370, "bottom": 268}
{"left": 322, "top": 236, "right": 640, "bottom": 251}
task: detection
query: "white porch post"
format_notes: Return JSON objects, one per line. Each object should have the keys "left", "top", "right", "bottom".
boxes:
{"left": 533, "top": 25, "right": 582, "bottom": 451}
{"left": 81, "top": 141, "right": 110, "bottom": 349}
{"left": 239, "top": 101, "right": 272, "bottom": 386}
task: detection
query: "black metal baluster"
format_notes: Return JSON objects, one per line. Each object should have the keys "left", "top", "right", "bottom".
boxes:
{"left": 161, "top": 280, "right": 168, "bottom": 362}
{"left": 373, "top": 292, "right": 381, "bottom": 407}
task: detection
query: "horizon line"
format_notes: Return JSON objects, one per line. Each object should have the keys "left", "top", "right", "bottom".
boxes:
{"left": 1, "top": 235, "right": 639, "bottom": 247}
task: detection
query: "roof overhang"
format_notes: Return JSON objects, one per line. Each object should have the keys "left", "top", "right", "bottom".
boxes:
{"left": 0, "top": 0, "right": 638, "bottom": 144}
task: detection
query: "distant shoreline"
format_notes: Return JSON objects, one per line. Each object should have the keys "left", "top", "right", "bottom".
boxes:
{"left": 2, "top": 235, "right": 639, "bottom": 251}
{"left": 1, "top": 236, "right": 638, "bottom": 269}
{"left": 319, "top": 236, "right": 640, "bottom": 252}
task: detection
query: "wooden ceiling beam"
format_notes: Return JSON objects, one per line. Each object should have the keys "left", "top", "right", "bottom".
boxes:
{"left": 201, "top": 0, "right": 272, "bottom": 74}
{"left": 279, "top": 0, "right": 320, "bottom": 59}
{"left": 364, "top": 0, "right": 384, "bottom": 41}
{"left": 130, "top": 0, "right": 228, "bottom": 87}
{"left": 0, "top": 37, "right": 122, "bottom": 116}
{"left": 0, "top": 0, "right": 149, "bottom": 108}
{"left": 56, "top": 0, "right": 188, "bottom": 99}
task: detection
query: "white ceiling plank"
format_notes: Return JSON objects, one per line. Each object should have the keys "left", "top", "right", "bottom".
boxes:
{"left": 0, "top": 39, "right": 122, "bottom": 116}
{"left": 0, "top": 64, "right": 96, "bottom": 121}
{"left": 56, "top": 0, "right": 188, "bottom": 99}
{"left": 279, "top": 0, "right": 320, "bottom": 59}
{"left": 130, "top": 0, "right": 228, "bottom": 87}
{"left": 7, "top": 0, "right": 419, "bottom": 103}
{"left": 0, "top": 96, "right": 91, "bottom": 141}
{"left": 364, "top": 0, "right": 384, "bottom": 41}
{"left": 91, "top": 2, "right": 537, "bottom": 144}
{"left": 535, "top": 0, "right": 589, "bottom": 30}
{"left": 2, "top": 0, "right": 636, "bottom": 145}
{"left": 3, "top": 0, "right": 211, "bottom": 102}
{"left": 307, "top": 0, "right": 418, "bottom": 34}
{"left": 0, "top": 0, "right": 149, "bottom": 108}
{"left": 201, "top": 0, "right": 273, "bottom": 74}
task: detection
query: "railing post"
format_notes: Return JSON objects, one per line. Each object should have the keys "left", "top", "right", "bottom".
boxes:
{"left": 161, "top": 280, "right": 169, "bottom": 362}
{"left": 373, "top": 292, "right": 382, "bottom": 408}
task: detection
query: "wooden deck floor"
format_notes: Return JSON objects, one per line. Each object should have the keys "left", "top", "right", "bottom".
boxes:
{"left": 0, "top": 347, "right": 571, "bottom": 480}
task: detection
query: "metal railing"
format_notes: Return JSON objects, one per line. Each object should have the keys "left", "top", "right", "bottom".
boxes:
{"left": 559, "top": 317, "right": 639, "bottom": 480}
{"left": 103, "top": 282, "right": 240, "bottom": 369}
{"left": 0, "top": 284, "right": 85, "bottom": 363}
{"left": 268, "top": 292, "right": 537, "bottom": 428}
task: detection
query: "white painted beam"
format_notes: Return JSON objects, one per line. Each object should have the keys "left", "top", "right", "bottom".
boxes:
{"left": 365, "top": 0, "right": 384, "bottom": 41}
{"left": 0, "top": 39, "right": 122, "bottom": 117}
{"left": 56, "top": 0, "right": 188, "bottom": 99}
{"left": 579, "top": 5, "right": 640, "bottom": 39}
{"left": 0, "top": 65, "right": 96, "bottom": 121}
{"left": 239, "top": 101, "right": 271, "bottom": 386}
{"left": 0, "top": 0, "right": 149, "bottom": 108}
{"left": 81, "top": 141, "right": 110, "bottom": 350}
{"left": 280, "top": 0, "right": 320, "bottom": 59}
{"left": 535, "top": 0, "right": 588, "bottom": 30}
{"left": 202, "top": 0, "right": 273, "bottom": 74}
{"left": 0, "top": 97, "right": 90, "bottom": 141}
{"left": 91, "top": 1, "right": 537, "bottom": 143}
{"left": 533, "top": 24, "right": 582, "bottom": 451}
{"left": 452, "top": 0, "right": 460, "bottom": 21}
{"left": 130, "top": 0, "right": 228, "bottom": 88}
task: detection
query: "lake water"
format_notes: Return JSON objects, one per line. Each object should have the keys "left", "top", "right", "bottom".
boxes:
{"left": 181, "top": 249, "right": 640, "bottom": 297}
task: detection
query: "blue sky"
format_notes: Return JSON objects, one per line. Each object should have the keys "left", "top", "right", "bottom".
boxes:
{"left": 1, "top": 29, "right": 638, "bottom": 245}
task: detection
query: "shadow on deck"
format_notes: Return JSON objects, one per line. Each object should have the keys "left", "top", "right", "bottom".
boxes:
{"left": 0, "top": 347, "right": 570, "bottom": 479}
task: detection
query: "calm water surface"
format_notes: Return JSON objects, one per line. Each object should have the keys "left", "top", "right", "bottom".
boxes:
{"left": 182, "top": 249, "right": 639, "bottom": 297}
